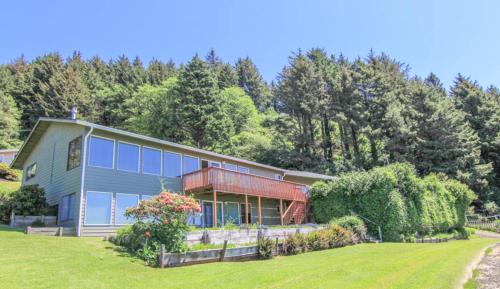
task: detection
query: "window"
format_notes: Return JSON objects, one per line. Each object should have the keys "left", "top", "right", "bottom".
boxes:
{"left": 164, "top": 151, "right": 182, "bottom": 177}
{"left": 89, "top": 136, "right": 114, "bottom": 169}
{"left": 201, "top": 160, "right": 221, "bottom": 168}
{"left": 274, "top": 174, "right": 283, "bottom": 181}
{"left": 142, "top": 147, "right": 161, "bottom": 175}
{"left": 67, "top": 136, "right": 82, "bottom": 170}
{"left": 238, "top": 166, "right": 250, "bottom": 174}
{"left": 85, "top": 191, "right": 112, "bottom": 225}
{"left": 117, "top": 142, "right": 140, "bottom": 172}
{"left": 142, "top": 195, "right": 153, "bottom": 200}
{"left": 26, "top": 163, "right": 37, "bottom": 180}
{"left": 115, "top": 194, "right": 139, "bottom": 225}
{"left": 224, "top": 202, "right": 240, "bottom": 225}
{"left": 223, "top": 163, "right": 238, "bottom": 172}
{"left": 60, "top": 193, "right": 75, "bottom": 221}
{"left": 183, "top": 155, "right": 199, "bottom": 175}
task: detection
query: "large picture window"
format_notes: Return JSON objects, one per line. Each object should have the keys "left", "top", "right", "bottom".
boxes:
{"left": 183, "top": 155, "right": 199, "bottom": 175}
{"left": 117, "top": 142, "right": 139, "bottom": 172}
{"left": 67, "top": 136, "right": 82, "bottom": 170}
{"left": 164, "top": 151, "right": 182, "bottom": 177}
{"left": 115, "top": 194, "right": 139, "bottom": 225}
{"left": 88, "top": 136, "right": 114, "bottom": 169}
{"left": 85, "top": 191, "right": 112, "bottom": 225}
{"left": 60, "top": 193, "right": 75, "bottom": 221}
{"left": 142, "top": 147, "right": 161, "bottom": 175}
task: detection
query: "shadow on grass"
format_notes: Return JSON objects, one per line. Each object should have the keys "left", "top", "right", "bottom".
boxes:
{"left": 0, "top": 224, "right": 24, "bottom": 232}
{"left": 103, "top": 242, "right": 149, "bottom": 266}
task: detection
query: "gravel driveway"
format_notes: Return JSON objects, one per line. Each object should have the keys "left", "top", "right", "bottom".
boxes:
{"left": 475, "top": 230, "right": 500, "bottom": 289}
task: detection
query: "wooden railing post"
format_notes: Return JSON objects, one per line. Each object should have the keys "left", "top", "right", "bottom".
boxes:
{"left": 279, "top": 199, "right": 283, "bottom": 226}
{"left": 245, "top": 193, "right": 249, "bottom": 225}
{"left": 258, "top": 196, "right": 262, "bottom": 225}
{"left": 213, "top": 191, "right": 217, "bottom": 227}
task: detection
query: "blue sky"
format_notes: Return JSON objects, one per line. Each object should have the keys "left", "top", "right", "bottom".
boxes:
{"left": 2, "top": 0, "right": 499, "bottom": 89}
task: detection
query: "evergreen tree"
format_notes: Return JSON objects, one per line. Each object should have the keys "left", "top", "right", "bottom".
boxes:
{"left": 235, "top": 57, "right": 271, "bottom": 111}
{"left": 146, "top": 59, "right": 176, "bottom": 85}
{"left": 0, "top": 66, "right": 21, "bottom": 148}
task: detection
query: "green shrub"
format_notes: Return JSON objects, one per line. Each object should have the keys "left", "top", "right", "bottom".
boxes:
{"left": 330, "top": 216, "right": 367, "bottom": 242}
{"left": 310, "top": 163, "right": 476, "bottom": 242}
{"left": 327, "top": 224, "right": 354, "bottom": 248}
{"left": 282, "top": 233, "right": 307, "bottom": 255}
{"left": 306, "top": 231, "right": 321, "bottom": 251}
{"left": 0, "top": 163, "right": 20, "bottom": 181}
{"left": 257, "top": 237, "right": 274, "bottom": 259}
{"left": 9, "top": 185, "right": 50, "bottom": 216}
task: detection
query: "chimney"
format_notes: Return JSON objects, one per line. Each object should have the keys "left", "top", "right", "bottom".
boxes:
{"left": 70, "top": 107, "right": 78, "bottom": 120}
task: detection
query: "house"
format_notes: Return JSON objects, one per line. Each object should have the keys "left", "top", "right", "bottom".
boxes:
{"left": 0, "top": 149, "right": 18, "bottom": 165}
{"left": 11, "top": 118, "right": 332, "bottom": 237}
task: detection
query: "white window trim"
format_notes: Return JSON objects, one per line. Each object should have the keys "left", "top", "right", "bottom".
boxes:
{"left": 114, "top": 193, "right": 140, "bottom": 225}
{"left": 183, "top": 154, "right": 200, "bottom": 175}
{"left": 141, "top": 146, "right": 162, "bottom": 176}
{"left": 88, "top": 136, "right": 116, "bottom": 169}
{"left": 84, "top": 191, "right": 113, "bottom": 225}
{"left": 26, "top": 162, "right": 37, "bottom": 180}
{"left": 116, "top": 141, "right": 140, "bottom": 173}
{"left": 163, "top": 150, "right": 183, "bottom": 178}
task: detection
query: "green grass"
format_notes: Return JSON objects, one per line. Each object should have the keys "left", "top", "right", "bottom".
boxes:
{"left": 0, "top": 181, "right": 20, "bottom": 195}
{"left": 0, "top": 227, "right": 497, "bottom": 289}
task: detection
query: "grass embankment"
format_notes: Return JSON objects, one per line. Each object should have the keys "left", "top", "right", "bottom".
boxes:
{"left": 0, "top": 226, "right": 497, "bottom": 289}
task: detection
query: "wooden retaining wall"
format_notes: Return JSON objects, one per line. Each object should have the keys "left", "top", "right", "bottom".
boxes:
{"left": 26, "top": 226, "right": 76, "bottom": 236}
{"left": 10, "top": 214, "right": 57, "bottom": 228}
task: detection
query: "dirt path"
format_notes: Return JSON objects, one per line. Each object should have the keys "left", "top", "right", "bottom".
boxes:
{"left": 476, "top": 244, "right": 500, "bottom": 289}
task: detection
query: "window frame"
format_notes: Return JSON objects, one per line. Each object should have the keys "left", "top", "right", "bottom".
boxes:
{"left": 274, "top": 174, "right": 283, "bottom": 181}
{"left": 66, "top": 136, "right": 83, "bottom": 171}
{"left": 84, "top": 191, "right": 113, "bottom": 225}
{"left": 116, "top": 141, "right": 140, "bottom": 173}
{"left": 238, "top": 166, "right": 250, "bottom": 174}
{"left": 25, "top": 163, "right": 37, "bottom": 181}
{"left": 163, "top": 150, "right": 183, "bottom": 178}
{"left": 224, "top": 201, "right": 241, "bottom": 225}
{"left": 182, "top": 154, "right": 200, "bottom": 175}
{"left": 201, "top": 159, "right": 221, "bottom": 168}
{"left": 141, "top": 146, "right": 162, "bottom": 176}
{"left": 114, "top": 193, "right": 140, "bottom": 225}
{"left": 88, "top": 136, "right": 116, "bottom": 169}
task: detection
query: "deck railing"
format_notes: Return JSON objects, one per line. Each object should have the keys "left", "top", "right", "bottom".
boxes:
{"left": 183, "top": 167, "right": 308, "bottom": 202}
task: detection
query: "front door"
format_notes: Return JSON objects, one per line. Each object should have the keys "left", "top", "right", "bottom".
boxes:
{"left": 203, "top": 202, "right": 222, "bottom": 227}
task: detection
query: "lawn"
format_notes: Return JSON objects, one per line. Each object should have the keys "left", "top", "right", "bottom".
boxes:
{"left": 0, "top": 180, "right": 21, "bottom": 195}
{"left": 0, "top": 227, "right": 497, "bottom": 289}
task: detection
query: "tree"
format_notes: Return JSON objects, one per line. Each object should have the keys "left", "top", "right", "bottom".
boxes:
{"left": 0, "top": 66, "right": 21, "bottom": 148}
{"left": 172, "top": 55, "right": 232, "bottom": 152}
{"left": 235, "top": 57, "right": 271, "bottom": 111}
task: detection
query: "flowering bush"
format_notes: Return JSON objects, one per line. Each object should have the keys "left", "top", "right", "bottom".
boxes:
{"left": 114, "top": 191, "right": 201, "bottom": 266}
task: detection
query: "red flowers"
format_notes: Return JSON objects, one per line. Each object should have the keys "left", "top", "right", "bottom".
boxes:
{"left": 144, "top": 230, "right": 151, "bottom": 239}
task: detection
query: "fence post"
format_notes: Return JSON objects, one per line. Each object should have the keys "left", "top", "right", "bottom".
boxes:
{"left": 159, "top": 244, "right": 165, "bottom": 268}
{"left": 275, "top": 237, "right": 279, "bottom": 255}
{"left": 59, "top": 227, "right": 63, "bottom": 237}
{"left": 378, "top": 226, "right": 383, "bottom": 242}
{"left": 10, "top": 211, "right": 15, "bottom": 227}
{"left": 219, "top": 240, "right": 228, "bottom": 262}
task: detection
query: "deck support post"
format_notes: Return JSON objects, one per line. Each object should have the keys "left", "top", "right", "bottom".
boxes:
{"left": 258, "top": 196, "right": 262, "bottom": 225}
{"left": 279, "top": 199, "right": 283, "bottom": 226}
{"left": 245, "top": 193, "right": 249, "bottom": 225}
{"left": 213, "top": 191, "right": 217, "bottom": 227}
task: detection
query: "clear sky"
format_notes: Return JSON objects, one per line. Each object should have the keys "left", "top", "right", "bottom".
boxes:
{"left": 2, "top": 0, "right": 499, "bottom": 89}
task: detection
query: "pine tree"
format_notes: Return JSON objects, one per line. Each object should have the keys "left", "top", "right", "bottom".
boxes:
{"left": 235, "top": 57, "right": 271, "bottom": 111}
{"left": 0, "top": 66, "right": 21, "bottom": 148}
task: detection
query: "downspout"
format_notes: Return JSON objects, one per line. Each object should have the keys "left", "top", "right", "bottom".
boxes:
{"left": 76, "top": 126, "right": 93, "bottom": 237}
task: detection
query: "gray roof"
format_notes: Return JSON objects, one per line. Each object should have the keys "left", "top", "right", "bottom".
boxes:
{"left": 11, "top": 118, "right": 334, "bottom": 181}
{"left": 0, "top": 149, "right": 18, "bottom": 153}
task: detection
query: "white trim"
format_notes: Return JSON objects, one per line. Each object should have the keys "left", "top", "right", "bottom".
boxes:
{"left": 84, "top": 191, "right": 113, "bottom": 226}
{"left": 87, "top": 135, "right": 115, "bottom": 169}
{"left": 77, "top": 127, "right": 93, "bottom": 236}
{"left": 183, "top": 154, "right": 200, "bottom": 175}
{"left": 141, "top": 146, "right": 162, "bottom": 176}
{"left": 114, "top": 193, "right": 140, "bottom": 225}
{"left": 163, "top": 150, "right": 183, "bottom": 178}
{"left": 116, "top": 141, "right": 140, "bottom": 173}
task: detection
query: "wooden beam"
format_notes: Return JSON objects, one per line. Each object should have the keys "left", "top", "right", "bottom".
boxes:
{"left": 245, "top": 193, "right": 249, "bottom": 225}
{"left": 279, "top": 199, "right": 283, "bottom": 226}
{"left": 258, "top": 196, "right": 262, "bottom": 225}
{"left": 213, "top": 191, "right": 217, "bottom": 227}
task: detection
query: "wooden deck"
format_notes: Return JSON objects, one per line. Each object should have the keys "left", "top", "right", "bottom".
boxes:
{"left": 183, "top": 167, "right": 309, "bottom": 225}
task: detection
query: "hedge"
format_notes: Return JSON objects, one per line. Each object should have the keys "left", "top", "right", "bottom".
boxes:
{"left": 310, "top": 163, "right": 476, "bottom": 241}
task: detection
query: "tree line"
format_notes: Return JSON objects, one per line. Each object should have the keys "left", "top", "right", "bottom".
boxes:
{"left": 0, "top": 49, "right": 498, "bottom": 207}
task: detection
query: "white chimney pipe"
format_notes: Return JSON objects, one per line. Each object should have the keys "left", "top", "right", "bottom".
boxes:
{"left": 71, "top": 107, "right": 78, "bottom": 120}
